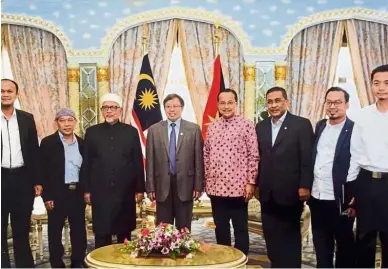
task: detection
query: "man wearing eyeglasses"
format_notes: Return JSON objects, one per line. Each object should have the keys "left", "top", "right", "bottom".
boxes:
{"left": 347, "top": 64, "right": 388, "bottom": 268}
{"left": 82, "top": 93, "right": 145, "bottom": 249}
{"left": 204, "top": 88, "right": 259, "bottom": 255}
{"left": 309, "top": 87, "right": 356, "bottom": 268}
{"left": 255, "top": 86, "right": 314, "bottom": 267}
{"left": 146, "top": 94, "right": 204, "bottom": 231}
{"left": 40, "top": 108, "right": 86, "bottom": 268}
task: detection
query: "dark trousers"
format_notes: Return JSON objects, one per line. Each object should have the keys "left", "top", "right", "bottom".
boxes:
{"left": 209, "top": 195, "right": 249, "bottom": 255}
{"left": 309, "top": 197, "right": 355, "bottom": 268}
{"left": 261, "top": 199, "right": 303, "bottom": 268}
{"left": 156, "top": 175, "right": 193, "bottom": 231}
{"left": 1, "top": 167, "right": 34, "bottom": 268}
{"left": 95, "top": 232, "right": 131, "bottom": 249}
{"left": 47, "top": 187, "right": 86, "bottom": 268}
{"left": 356, "top": 229, "right": 388, "bottom": 268}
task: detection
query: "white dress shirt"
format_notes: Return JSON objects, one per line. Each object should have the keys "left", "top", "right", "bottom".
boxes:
{"left": 271, "top": 111, "right": 287, "bottom": 146}
{"left": 347, "top": 103, "right": 388, "bottom": 182}
{"left": 312, "top": 120, "right": 346, "bottom": 200}
{"left": 1, "top": 109, "right": 24, "bottom": 168}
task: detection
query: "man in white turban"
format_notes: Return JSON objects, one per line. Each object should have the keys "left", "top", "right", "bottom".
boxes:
{"left": 81, "top": 93, "right": 145, "bottom": 248}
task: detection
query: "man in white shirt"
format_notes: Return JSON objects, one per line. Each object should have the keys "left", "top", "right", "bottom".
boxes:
{"left": 347, "top": 64, "right": 388, "bottom": 268}
{"left": 1, "top": 79, "right": 42, "bottom": 268}
{"left": 309, "top": 87, "right": 356, "bottom": 267}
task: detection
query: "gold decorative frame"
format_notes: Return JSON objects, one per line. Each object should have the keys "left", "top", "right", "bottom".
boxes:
{"left": 2, "top": 7, "right": 388, "bottom": 59}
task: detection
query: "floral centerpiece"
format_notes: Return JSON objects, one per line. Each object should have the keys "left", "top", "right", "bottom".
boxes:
{"left": 120, "top": 223, "right": 202, "bottom": 259}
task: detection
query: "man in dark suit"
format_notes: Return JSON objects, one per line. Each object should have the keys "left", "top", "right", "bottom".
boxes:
{"left": 146, "top": 94, "right": 204, "bottom": 231}
{"left": 1, "top": 79, "right": 42, "bottom": 268}
{"left": 309, "top": 87, "right": 355, "bottom": 268}
{"left": 82, "top": 93, "right": 145, "bottom": 248}
{"left": 40, "top": 108, "right": 86, "bottom": 268}
{"left": 255, "top": 86, "right": 314, "bottom": 267}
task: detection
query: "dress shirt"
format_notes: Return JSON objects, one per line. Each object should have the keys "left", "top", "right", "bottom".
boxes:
{"left": 312, "top": 120, "right": 346, "bottom": 200}
{"left": 167, "top": 118, "right": 181, "bottom": 146}
{"left": 204, "top": 116, "right": 259, "bottom": 197}
{"left": 347, "top": 103, "right": 388, "bottom": 182}
{"left": 271, "top": 111, "right": 287, "bottom": 146}
{"left": 59, "top": 132, "right": 82, "bottom": 184}
{"left": 1, "top": 109, "right": 24, "bottom": 168}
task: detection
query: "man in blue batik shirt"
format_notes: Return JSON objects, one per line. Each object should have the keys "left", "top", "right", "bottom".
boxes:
{"left": 40, "top": 108, "right": 86, "bottom": 268}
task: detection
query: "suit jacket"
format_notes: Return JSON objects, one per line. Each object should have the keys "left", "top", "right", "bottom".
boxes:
{"left": 256, "top": 112, "right": 314, "bottom": 206}
{"left": 1, "top": 109, "right": 40, "bottom": 186}
{"left": 146, "top": 119, "right": 204, "bottom": 202}
{"left": 40, "top": 131, "right": 84, "bottom": 204}
{"left": 312, "top": 118, "right": 355, "bottom": 211}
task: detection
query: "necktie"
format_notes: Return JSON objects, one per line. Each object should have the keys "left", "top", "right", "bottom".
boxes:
{"left": 169, "top": 122, "right": 176, "bottom": 175}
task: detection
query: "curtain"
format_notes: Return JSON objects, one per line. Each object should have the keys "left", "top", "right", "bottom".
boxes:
{"left": 109, "top": 20, "right": 177, "bottom": 125}
{"left": 346, "top": 19, "right": 388, "bottom": 106}
{"left": 178, "top": 20, "right": 244, "bottom": 126}
{"left": 286, "top": 21, "right": 344, "bottom": 126}
{"left": 3, "top": 24, "right": 68, "bottom": 138}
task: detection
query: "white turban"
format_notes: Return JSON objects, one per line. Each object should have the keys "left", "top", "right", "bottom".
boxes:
{"left": 100, "top": 93, "right": 123, "bottom": 108}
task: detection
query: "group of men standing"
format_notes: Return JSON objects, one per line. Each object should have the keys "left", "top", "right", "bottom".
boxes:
{"left": 1, "top": 64, "right": 387, "bottom": 268}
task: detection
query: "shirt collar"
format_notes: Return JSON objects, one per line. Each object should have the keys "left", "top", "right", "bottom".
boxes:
{"left": 272, "top": 111, "right": 287, "bottom": 125}
{"left": 327, "top": 118, "right": 346, "bottom": 129}
{"left": 58, "top": 131, "right": 77, "bottom": 145}
{"left": 1, "top": 108, "right": 16, "bottom": 119}
{"left": 221, "top": 115, "right": 239, "bottom": 123}
{"left": 168, "top": 118, "right": 182, "bottom": 128}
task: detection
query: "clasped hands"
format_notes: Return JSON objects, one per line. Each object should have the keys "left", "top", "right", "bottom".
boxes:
{"left": 147, "top": 191, "right": 202, "bottom": 202}
{"left": 83, "top": 192, "right": 145, "bottom": 206}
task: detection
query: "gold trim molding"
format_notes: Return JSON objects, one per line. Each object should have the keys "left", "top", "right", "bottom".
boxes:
{"left": 97, "top": 67, "right": 109, "bottom": 82}
{"left": 2, "top": 7, "right": 388, "bottom": 58}
{"left": 275, "top": 65, "right": 287, "bottom": 81}
{"left": 244, "top": 65, "right": 256, "bottom": 81}
{"left": 67, "top": 68, "right": 80, "bottom": 82}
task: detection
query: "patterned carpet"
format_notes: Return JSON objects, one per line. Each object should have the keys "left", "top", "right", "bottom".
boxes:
{"left": 7, "top": 218, "right": 318, "bottom": 268}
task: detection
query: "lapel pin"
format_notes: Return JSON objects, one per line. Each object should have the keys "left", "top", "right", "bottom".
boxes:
{"left": 345, "top": 129, "right": 348, "bottom": 132}
{"left": 284, "top": 127, "right": 287, "bottom": 130}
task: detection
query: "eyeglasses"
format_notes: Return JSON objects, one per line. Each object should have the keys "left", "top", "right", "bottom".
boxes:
{"left": 325, "top": 101, "right": 343, "bottom": 107}
{"left": 165, "top": 105, "right": 182, "bottom": 110}
{"left": 218, "top": 101, "right": 236, "bottom": 107}
{"left": 101, "top": 105, "right": 120, "bottom": 112}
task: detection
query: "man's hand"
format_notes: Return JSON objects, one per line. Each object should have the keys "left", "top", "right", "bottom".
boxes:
{"left": 84, "top": 192, "right": 91, "bottom": 205}
{"left": 45, "top": 200, "right": 54, "bottom": 211}
{"left": 298, "top": 188, "right": 311, "bottom": 201}
{"left": 244, "top": 183, "right": 255, "bottom": 202}
{"left": 348, "top": 197, "right": 356, "bottom": 217}
{"left": 148, "top": 192, "right": 155, "bottom": 202}
{"left": 136, "top": 193, "right": 144, "bottom": 204}
{"left": 34, "top": 185, "right": 43, "bottom": 196}
{"left": 193, "top": 191, "right": 202, "bottom": 200}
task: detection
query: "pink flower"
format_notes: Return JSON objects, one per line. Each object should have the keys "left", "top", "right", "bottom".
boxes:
{"left": 141, "top": 228, "right": 150, "bottom": 237}
{"left": 161, "top": 247, "right": 169, "bottom": 255}
{"left": 123, "top": 238, "right": 129, "bottom": 246}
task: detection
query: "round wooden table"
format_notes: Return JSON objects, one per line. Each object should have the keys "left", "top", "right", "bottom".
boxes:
{"left": 85, "top": 243, "right": 248, "bottom": 268}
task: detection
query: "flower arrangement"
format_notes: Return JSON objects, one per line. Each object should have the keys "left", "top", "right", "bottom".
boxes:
{"left": 120, "top": 223, "right": 201, "bottom": 259}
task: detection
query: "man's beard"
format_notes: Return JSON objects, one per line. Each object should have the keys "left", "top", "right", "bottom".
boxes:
{"left": 1, "top": 103, "right": 12, "bottom": 109}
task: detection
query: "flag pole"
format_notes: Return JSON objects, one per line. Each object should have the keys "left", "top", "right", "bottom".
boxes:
{"left": 214, "top": 22, "right": 221, "bottom": 56}
{"left": 142, "top": 22, "right": 148, "bottom": 56}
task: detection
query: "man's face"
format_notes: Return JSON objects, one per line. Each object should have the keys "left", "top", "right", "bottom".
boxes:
{"left": 56, "top": 116, "right": 76, "bottom": 136}
{"left": 266, "top": 91, "right": 289, "bottom": 118}
{"left": 372, "top": 71, "right": 388, "bottom": 101}
{"left": 1, "top": 80, "right": 18, "bottom": 107}
{"left": 101, "top": 101, "right": 122, "bottom": 123}
{"left": 217, "top": 92, "right": 237, "bottom": 119}
{"left": 325, "top": 91, "right": 349, "bottom": 120}
{"left": 164, "top": 97, "right": 183, "bottom": 121}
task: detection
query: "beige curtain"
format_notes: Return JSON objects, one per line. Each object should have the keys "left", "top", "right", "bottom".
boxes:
{"left": 178, "top": 20, "right": 244, "bottom": 126}
{"left": 3, "top": 24, "right": 68, "bottom": 138}
{"left": 109, "top": 20, "right": 177, "bottom": 124}
{"left": 346, "top": 19, "right": 388, "bottom": 106}
{"left": 286, "top": 21, "right": 344, "bottom": 126}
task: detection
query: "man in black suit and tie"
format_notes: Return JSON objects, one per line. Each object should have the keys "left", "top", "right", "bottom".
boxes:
{"left": 256, "top": 86, "right": 314, "bottom": 268}
{"left": 309, "top": 87, "right": 355, "bottom": 268}
{"left": 40, "top": 108, "right": 86, "bottom": 268}
{"left": 1, "top": 79, "right": 42, "bottom": 268}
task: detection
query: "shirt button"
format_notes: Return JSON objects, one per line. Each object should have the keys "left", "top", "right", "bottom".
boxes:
{"left": 111, "top": 147, "right": 114, "bottom": 150}
{"left": 110, "top": 137, "right": 114, "bottom": 140}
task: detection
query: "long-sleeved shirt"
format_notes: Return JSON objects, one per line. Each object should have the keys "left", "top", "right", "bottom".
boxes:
{"left": 312, "top": 120, "right": 345, "bottom": 200}
{"left": 58, "top": 132, "right": 82, "bottom": 183}
{"left": 347, "top": 104, "right": 388, "bottom": 182}
{"left": 1, "top": 109, "right": 24, "bottom": 168}
{"left": 204, "top": 115, "right": 259, "bottom": 197}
